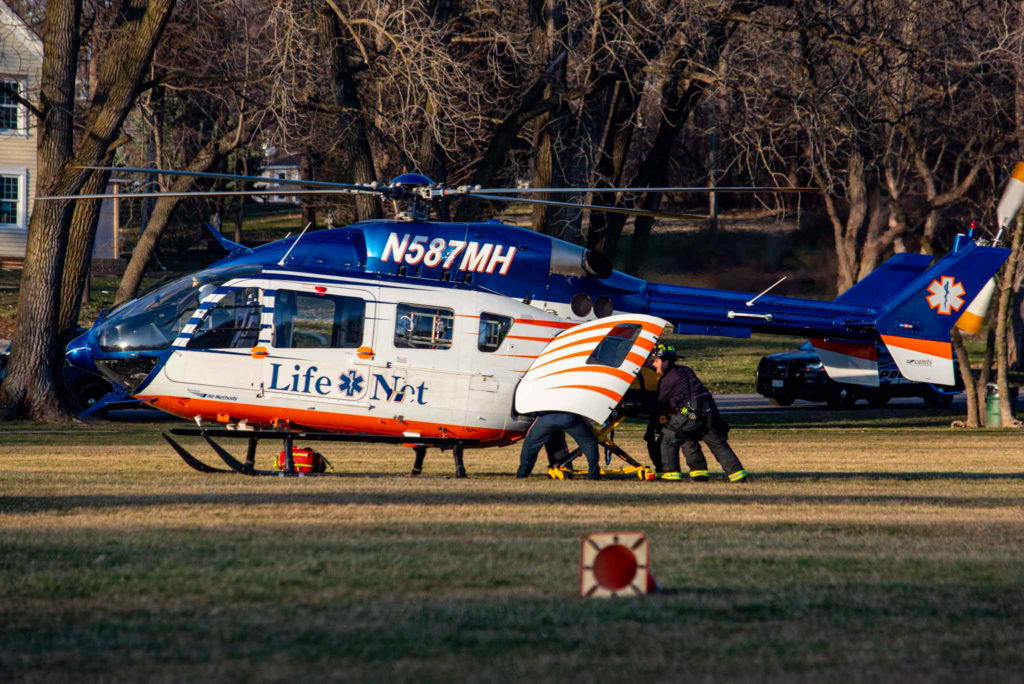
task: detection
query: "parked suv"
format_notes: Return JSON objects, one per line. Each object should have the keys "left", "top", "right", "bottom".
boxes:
{"left": 756, "top": 341, "right": 962, "bottom": 409}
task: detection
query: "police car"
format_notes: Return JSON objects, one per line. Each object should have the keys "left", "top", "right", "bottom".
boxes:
{"left": 755, "top": 341, "right": 962, "bottom": 409}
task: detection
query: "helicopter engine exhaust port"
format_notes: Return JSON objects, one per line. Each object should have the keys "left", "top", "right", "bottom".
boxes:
{"left": 549, "top": 241, "right": 613, "bottom": 280}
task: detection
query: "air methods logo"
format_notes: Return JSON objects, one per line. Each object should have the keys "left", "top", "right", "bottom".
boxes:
{"left": 926, "top": 276, "right": 965, "bottom": 315}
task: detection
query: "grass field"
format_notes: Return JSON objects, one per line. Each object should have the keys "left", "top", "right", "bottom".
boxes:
{"left": 2, "top": 409, "right": 1023, "bottom": 682}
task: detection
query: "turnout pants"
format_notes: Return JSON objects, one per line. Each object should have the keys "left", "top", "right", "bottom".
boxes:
{"left": 517, "top": 412, "right": 600, "bottom": 478}
{"left": 660, "top": 411, "right": 744, "bottom": 477}
{"left": 643, "top": 417, "right": 663, "bottom": 472}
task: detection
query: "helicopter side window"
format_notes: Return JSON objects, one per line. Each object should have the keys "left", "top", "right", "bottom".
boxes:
{"left": 273, "top": 290, "right": 365, "bottom": 348}
{"left": 394, "top": 304, "right": 453, "bottom": 350}
{"left": 478, "top": 312, "right": 513, "bottom": 352}
{"left": 187, "top": 288, "right": 262, "bottom": 350}
{"left": 585, "top": 324, "right": 641, "bottom": 367}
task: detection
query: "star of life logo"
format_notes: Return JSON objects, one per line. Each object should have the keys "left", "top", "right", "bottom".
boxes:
{"left": 338, "top": 370, "right": 366, "bottom": 398}
{"left": 925, "top": 276, "right": 966, "bottom": 315}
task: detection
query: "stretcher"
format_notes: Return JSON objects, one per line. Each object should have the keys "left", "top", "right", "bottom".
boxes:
{"left": 546, "top": 414, "right": 656, "bottom": 480}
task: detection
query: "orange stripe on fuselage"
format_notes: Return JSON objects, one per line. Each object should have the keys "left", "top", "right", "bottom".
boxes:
{"left": 552, "top": 384, "right": 623, "bottom": 402}
{"left": 145, "top": 395, "right": 520, "bottom": 445}
{"left": 634, "top": 337, "right": 656, "bottom": 352}
{"left": 625, "top": 352, "right": 648, "bottom": 366}
{"left": 527, "top": 349, "right": 593, "bottom": 373}
{"left": 552, "top": 318, "right": 665, "bottom": 340}
{"left": 880, "top": 335, "right": 953, "bottom": 359}
{"left": 514, "top": 318, "right": 576, "bottom": 329}
{"left": 809, "top": 337, "right": 878, "bottom": 361}
{"left": 529, "top": 345, "right": 651, "bottom": 374}
{"left": 537, "top": 335, "right": 609, "bottom": 359}
{"left": 506, "top": 334, "right": 558, "bottom": 342}
{"left": 535, "top": 365, "right": 635, "bottom": 383}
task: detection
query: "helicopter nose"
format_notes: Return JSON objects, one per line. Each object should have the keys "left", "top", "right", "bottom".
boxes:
{"left": 66, "top": 330, "right": 100, "bottom": 374}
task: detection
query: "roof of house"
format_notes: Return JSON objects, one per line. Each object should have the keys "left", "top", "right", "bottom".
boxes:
{"left": 265, "top": 153, "right": 302, "bottom": 169}
{"left": 0, "top": 0, "right": 43, "bottom": 55}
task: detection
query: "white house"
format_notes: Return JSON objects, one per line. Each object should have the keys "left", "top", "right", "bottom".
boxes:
{"left": 255, "top": 151, "right": 301, "bottom": 204}
{"left": 0, "top": 1, "right": 122, "bottom": 267}
{"left": 0, "top": 0, "right": 41, "bottom": 262}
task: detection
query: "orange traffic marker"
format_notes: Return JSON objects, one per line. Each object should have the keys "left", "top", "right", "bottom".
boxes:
{"left": 579, "top": 531, "right": 655, "bottom": 597}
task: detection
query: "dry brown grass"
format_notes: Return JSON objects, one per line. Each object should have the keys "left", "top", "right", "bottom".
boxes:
{"left": 2, "top": 418, "right": 1023, "bottom": 682}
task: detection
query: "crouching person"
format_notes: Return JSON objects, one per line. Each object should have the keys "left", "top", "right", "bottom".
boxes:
{"left": 516, "top": 411, "right": 601, "bottom": 480}
{"left": 650, "top": 345, "right": 748, "bottom": 483}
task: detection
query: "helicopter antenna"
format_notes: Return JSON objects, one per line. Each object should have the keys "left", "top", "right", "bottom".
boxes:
{"left": 745, "top": 276, "right": 787, "bottom": 307}
{"left": 277, "top": 222, "right": 312, "bottom": 267}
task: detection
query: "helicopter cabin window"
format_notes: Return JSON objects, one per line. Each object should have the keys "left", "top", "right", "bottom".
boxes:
{"left": 395, "top": 304, "right": 454, "bottom": 350}
{"left": 585, "top": 323, "right": 641, "bottom": 367}
{"left": 478, "top": 312, "right": 513, "bottom": 352}
{"left": 187, "top": 288, "right": 262, "bottom": 349}
{"left": 273, "top": 290, "right": 365, "bottom": 348}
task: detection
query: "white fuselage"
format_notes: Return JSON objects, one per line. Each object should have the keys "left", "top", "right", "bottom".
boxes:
{"left": 138, "top": 271, "right": 577, "bottom": 446}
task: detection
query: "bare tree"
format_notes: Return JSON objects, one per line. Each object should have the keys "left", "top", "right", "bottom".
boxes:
{"left": 1, "top": 0, "right": 176, "bottom": 422}
{"left": 113, "top": 0, "right": 268, "bottom": 304}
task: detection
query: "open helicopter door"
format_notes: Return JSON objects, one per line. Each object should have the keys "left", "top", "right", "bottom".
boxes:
{"left": 514, "top": 314, "right": 671, "bottom": 424}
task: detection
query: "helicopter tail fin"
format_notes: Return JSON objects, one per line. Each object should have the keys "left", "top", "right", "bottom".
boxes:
{"left": 203, "top": 222, "right": 251, "bottom": 255}
{"left": 872, "top": 242, "right": 1008, "bottom": 385}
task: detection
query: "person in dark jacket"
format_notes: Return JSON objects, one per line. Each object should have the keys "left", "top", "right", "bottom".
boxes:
{"left": 516, "top": 411, "right": 601, "bottom": 480}
{"left": 650, "top": 345, "right": 748, "bottom": 483}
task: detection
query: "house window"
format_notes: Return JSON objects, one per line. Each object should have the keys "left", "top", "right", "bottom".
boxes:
{"left": 0, "top": 81, "right": 23, "bottom": 133}
{"left": 395, "top": 304, "right": 453, "bottom": 350}
{"left": 0, "top": 176, "right": 18, "bottom": 225}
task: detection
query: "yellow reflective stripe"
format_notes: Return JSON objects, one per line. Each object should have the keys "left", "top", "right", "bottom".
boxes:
{"left": 728, "top": 469, "right": 748, "bottom": 481}
{"left": 660, "top": 471, "right": 683, "bottom": 480}
{"left": 689, "top": 470, "right": 709, "bottom": 478}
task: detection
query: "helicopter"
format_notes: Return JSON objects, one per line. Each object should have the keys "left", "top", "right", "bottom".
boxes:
{"left": 48, "top": 163, "right": 1019, "bottom": 477}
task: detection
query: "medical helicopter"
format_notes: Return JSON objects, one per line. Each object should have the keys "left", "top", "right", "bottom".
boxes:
{"left": 49, "top": 162, "right": 1021, "bottom": 477}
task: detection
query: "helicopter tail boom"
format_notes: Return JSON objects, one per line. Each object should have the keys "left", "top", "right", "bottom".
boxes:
{"left": 643, "top": 240, "right": 1009, "bottom": 386}
{"left": 873, "top": 241, "right": 1008, "bottom": 384}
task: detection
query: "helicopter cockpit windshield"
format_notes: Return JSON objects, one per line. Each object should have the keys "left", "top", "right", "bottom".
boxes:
{"left": 95, "top": 265, "right": 261, "bottom": 352}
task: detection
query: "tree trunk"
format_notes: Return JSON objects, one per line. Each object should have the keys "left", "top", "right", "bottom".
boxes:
{"left": 624, "top": 7, "right": 741, "bottom": 275}
{"left": 588, "top": 81, "right": 639, "bottom": 257}
{"left": 951, "top": 329, "right": 979, "bottom": 427}
{"left": 452, "top": 35, "right": 573, "bottom": 221}
{"left": 0, "top": 0, "right": 82, "bottom": 421}
{"left": 116, "top": 122, "right": 249, "bottom": 304}
{"left": 3, "top": 0, "right": 176, "bottom": 422}
{"left": 300, "top": 148, "right": 318, "bottom": 229}
{"left": 318, "top": 5, "right": 380, "bottom": 221}
{"left": 976, "top": 313, "right": 996, "bottom": 426}
{"left": 58, "top": 165, "right": 113, "bottom": 339}
{"left": 994, "top": 218, "right": 1022, "bottom": 426}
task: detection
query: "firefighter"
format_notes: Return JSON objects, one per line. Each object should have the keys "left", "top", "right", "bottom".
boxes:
{"left": 650, "top": 345, "right": 748, "bottom": 483}
{"left": 516, "top": 411, "right": 601, "bottom": 480}
{"left": 637, "top": 354, "right": 665, "bottom": 472}
{"left": 619, "top": 349, "right": 666, "bottom": 471}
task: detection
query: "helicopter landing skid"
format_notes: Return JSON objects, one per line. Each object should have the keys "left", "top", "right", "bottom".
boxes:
{"left": 163, "top": 428, "right": 478, "bottom": 478}
{"left": 162, "top": 433, "right": 236, "bottom": 474}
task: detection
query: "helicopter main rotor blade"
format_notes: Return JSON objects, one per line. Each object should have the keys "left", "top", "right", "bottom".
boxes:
{"left": 76, "top": 165, "right": 383, "bottom": 193}
{"left": 462, "top": 192, "right": 710, "bottom": 221}
{"left": 462, "top": 185, "right": 818, "bottom": 195}
{"left": 37, "top": 188, "right": 380, "bottom": 200}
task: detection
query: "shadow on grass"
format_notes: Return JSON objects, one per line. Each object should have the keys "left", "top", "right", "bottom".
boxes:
{"left": 3, "top": 478, "right": 1023, "bottom": 514}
